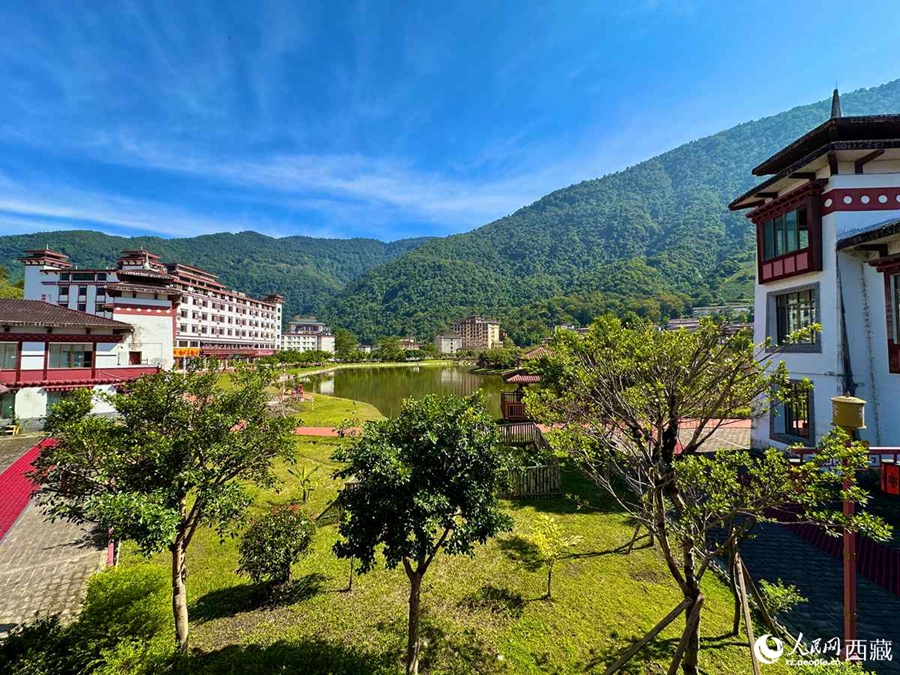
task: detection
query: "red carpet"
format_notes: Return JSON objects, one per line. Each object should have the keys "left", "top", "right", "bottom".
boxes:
{"left": 0, "top": 439, "right": 54, "bottom": 542}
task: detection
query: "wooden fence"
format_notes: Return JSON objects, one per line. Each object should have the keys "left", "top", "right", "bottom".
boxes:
{"left": 497, "top": 422, "right": 561, "bottom": 498}
{"left": 501, "top": 462, "right": 561, "bottom": 499}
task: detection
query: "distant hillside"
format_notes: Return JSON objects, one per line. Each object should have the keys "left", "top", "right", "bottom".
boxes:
{"left": 323, "top": 80, "right": 900, "bottom": 344}
{"left": 0, "top": 231, "right": 432, "bottom": 321}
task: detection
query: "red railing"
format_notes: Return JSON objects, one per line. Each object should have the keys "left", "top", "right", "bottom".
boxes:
{"left": 501, "top": 391, "right": 527, "bottom": 421}
{"left": 0, "top": 365, "right": 159, "bottom": 387}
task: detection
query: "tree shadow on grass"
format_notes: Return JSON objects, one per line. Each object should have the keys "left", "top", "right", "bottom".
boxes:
{"left": 583, "top": 630, "right": 749, "bottom": 674}
{"left": 497, "top": 535, "right": 542, "bottom": 571}
{"left": 175, "top": 637, "right": 396, "bottom": 675}
{"left": 457, "top": 583, "right": 527, "bottom": 619}
{"left": 191, "top": 572, "right": 326, "bottom": 622}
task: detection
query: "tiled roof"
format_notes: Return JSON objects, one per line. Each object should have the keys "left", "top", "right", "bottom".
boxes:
{"left": 523, "top": 345, "right": 551, "bottom": 360}
{"left": 105, "top": 282, "right": 182, "bottom": 295}
{"left": 502, "top": 369, "right": 541, "bottom": 384}
{"left": 0, "top": 300, "right": 133, "bottom": 329}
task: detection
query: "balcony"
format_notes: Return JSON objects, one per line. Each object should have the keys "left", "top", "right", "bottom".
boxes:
{"left": 501, "top": 390, "right": 527, "bottom": 422}
{"left": 0, "top": 365, "right": 159, "bottom": 388}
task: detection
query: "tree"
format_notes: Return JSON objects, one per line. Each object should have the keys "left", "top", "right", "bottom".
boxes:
{"left": 30, "top": 366, "right": 295, "bottom": 653}
{"left": 332, "top": 394, "right": 512, "bottom": 675}
{"left": 527, "top": 316, "right": 889, "bottom": 675}
{"left": 238, "top": 504, "right": 316, "bottom": 585}
{"left": 334, "top": 328, "right": 359, "bottom": 360}
{"left": 524, "top": 514, "right": 582, "bottom": 599}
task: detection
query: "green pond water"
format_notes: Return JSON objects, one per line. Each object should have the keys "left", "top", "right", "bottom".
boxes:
{"left": 302, "top": 365, "right": 506, "bottom": 418}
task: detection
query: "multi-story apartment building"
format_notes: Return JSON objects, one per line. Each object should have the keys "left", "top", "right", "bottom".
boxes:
{"left": 730, "top": 90, "right": 900, "bottom": 449}
{"left": 20, "top": 248, "right": 282, "bottom": 366}
{"left": 450, "top": 315, "right": 502, "bottom": 350}
{"left": 281, "top": 317, "right": 335, "bottom": 353}
{"left": 167, "top": 263, "right": 282, "bottom": 358}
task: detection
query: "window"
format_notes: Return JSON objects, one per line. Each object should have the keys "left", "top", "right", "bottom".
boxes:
{"left": 762, "top": 207, "right": 809, "bottom": 261}
{"left": 0, "top": 392, "right": 14, "bottom": 418}
{"left": 49, "top": 344, "right": 93, "bottom": 368}
{"left": 73, "top": 273, "right": 93, "bottom": 281}
{"left": 0, "top": 343, "right": 16, "bottom": 370}
{"left": 46, "top": 391, "right": 70, "bottom": 413}
{"left": 772, "top": 381, "right": 812, "bottom": 441}
{"left": 775, "top": 288, "right": 816, "bottom": 345}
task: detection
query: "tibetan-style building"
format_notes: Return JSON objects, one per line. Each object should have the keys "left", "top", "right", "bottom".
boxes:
{"left": 0, "top": 299, "right": 159, "bottom": 427}
{"left": 19, "top": 248, "right": 282, "bottom": 367}
{"left": 730, "top": 90, "right": 900, "bottom": 449}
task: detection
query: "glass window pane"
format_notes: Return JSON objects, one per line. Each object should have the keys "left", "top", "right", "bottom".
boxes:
{"left": 798, "top": 208, "right": 809, "bottom": 249}
{"left": 764, "top": 221, "right": 775, "bottom": 260}
{"left": 774, "top": 215, "right": 785, "bottom": 257}
{"left": 784, "top": 210, "right": 798, "bottom": 253}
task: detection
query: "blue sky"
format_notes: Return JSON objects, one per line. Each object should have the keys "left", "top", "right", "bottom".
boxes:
{"left": 1, "top": 0, "right": 900, "bottom": 242}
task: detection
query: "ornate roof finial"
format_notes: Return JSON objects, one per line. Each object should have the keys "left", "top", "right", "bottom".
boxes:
{"left": 831, "top": 88, "right": 842, "bottom": 119}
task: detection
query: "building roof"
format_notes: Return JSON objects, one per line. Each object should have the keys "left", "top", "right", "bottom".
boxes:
{"left": 115, "top": 269, "right": 175, "bottom": 281}
{"left": 752, "top": 113, "right": 900, "bottom": 177}
{"left": 836, "top": 216, "right": 900, "bottom": 250}
{"left": 105, "top": 282, "right": 182, "bottom": 296}
{"left": 523, "top": 345, "right": 551, "bottom": 360}
{"left": 502, "top": 369, "right": 541, "bottom": 385}
{"left": 0, "top": 300, "right": 133, "bottom": 329}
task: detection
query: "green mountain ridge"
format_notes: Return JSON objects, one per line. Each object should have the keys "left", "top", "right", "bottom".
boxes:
{"left": 0, "top": 230, "right": 433, "bottom": 321}
{"left": 322, "top": 80, "right": 900, "bottom": 344}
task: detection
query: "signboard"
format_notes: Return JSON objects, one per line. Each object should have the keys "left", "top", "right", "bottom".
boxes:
{"left": 173, "top": 347, "right": 200, "bottom": 358}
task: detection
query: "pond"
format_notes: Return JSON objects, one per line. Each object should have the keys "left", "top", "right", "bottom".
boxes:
{"left": 301, "top": 364, "right": 506, "bottom": 418}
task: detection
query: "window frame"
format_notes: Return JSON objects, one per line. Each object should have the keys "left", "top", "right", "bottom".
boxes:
{"left": 770, "top": 380, "right": 814, "bottom": 444}
{"left": 765, "top": 283, "right": 821, "bottom": 353}
{"left": 48, "top": 343, "right": 94, "bottom": 369}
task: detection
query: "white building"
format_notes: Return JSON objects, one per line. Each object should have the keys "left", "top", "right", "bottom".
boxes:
{"left": 435, "top": 332, "right": 462, "bottom": 354}
{"left": 731, "top": 90, "right": 900, "bottom": 449}
{"left": 20, "top": 248, "right": 282, "bottom": 367}
{"left": 281, "top": 317, "right": 335, "bottom": 353}
{"left": 0, "top": 299, "right": 159, "bottom": 428}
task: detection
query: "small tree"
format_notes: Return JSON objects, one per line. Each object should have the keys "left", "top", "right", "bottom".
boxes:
{"left": 333, "top": 393, "right": 512, "bottom": 675}
{"left": 238, "top": 504, "right": 316, "bottom": 584}
{"left": 527, "top": 316, "right": 889, "bottom": 675}
{"left": 524, "top": 514, "right": 582, "bottom": 599}
{"left": 30, "top": 366, "right": 295, "bottom": 653}
{"left": 334, "top": 328, "right": 359, "bottom": 361}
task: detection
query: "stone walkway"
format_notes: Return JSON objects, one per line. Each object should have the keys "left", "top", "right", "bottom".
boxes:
{"left": 0, "top": 437, "right": 105, "bottom": 636}
{"left": 740, "top": 522, "right": 900, "bottom": 674}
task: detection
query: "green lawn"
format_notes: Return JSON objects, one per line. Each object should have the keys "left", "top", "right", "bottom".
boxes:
{"left": 290, "top": 393, "right": 384, "bottom": 427}
{"left": 121, "top": 438, "right": 796, "bottom": 675}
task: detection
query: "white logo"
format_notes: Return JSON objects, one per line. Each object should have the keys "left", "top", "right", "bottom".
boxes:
{"left": 754, "top": 634, "right": 784, "bottom": 665}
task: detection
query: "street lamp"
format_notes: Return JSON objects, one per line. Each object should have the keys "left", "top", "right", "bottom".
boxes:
{"left": 831, "top": 394, "right": 865, "bottom": 660}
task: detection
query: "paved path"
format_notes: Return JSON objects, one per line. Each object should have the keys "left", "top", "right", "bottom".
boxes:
{"left": 740, "top": 522, "right": 900, "bottom": 674}
{"left": 0, "top": 437, "right": 105, "bottom": 636}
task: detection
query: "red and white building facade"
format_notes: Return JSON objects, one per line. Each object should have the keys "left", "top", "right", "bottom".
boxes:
{"left": 0, "top": 299, "right": 159, "bottom": 426}
{"left": 19, "top": 248, "right": 283, "bottom": 367}
{"left": 731, "top": 91, "right": 900, "bottom": 449}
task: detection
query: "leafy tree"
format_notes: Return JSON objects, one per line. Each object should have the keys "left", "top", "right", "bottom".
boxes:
{"left": 332, "top": 394, "right": 512, "bottom": 675}
{"left": 524, "top": 514, "right": 583, "bottom": 599}
{"left": 30, "top": 366, "right": 295, "bottom": 653}
{"left": 238, "top": 504, "right": 316, "bottom": 585}
{"left": 527, "top": 316, "right": 889, "bottom": 675}
{"left": 334, "top": 327, "right": 359, "bottom": 360}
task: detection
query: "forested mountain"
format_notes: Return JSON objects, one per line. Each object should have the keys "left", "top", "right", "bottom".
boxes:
{"left": 323, "top": 80, "right": 900, "bottom": 344}
{"left": 0, "top": 231, "right": 431, "bottom": 320}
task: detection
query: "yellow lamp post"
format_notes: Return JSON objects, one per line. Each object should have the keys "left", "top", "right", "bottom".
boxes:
{"left": 831, "top": 394, "right": 865, "bottom": 660}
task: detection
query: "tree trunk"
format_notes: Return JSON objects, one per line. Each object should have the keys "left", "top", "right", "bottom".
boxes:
{"left": 681, "top": 539, "right": 702, "bottom": 675}
{"left": 406, "top": 569, "right": 423, "bottom": 675}
{"left": 546, "top": 564, "right": 553, "bottom": 599}
{"left": 171, "top": 537, "right": 189, "bottom": 654}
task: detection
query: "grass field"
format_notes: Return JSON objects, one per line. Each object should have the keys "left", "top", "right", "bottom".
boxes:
{"left": 121, "top": 436, "right": 796, "bottom": 675}
{"left": 290, "top": 392, "right": 383, "bottom": 427}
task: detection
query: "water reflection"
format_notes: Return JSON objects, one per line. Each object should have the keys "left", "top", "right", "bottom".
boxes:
{"left": 303, "top": 365, "right": 505, "bottom": 417}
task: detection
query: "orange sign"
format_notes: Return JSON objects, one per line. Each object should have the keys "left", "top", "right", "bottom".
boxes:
{"left": 173, "top": 348, "right": 200, "bottom": 358}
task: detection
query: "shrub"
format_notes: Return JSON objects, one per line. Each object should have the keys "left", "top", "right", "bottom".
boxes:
{"left": 759, "top": 578, "right": 807, "bottom": 617}
{"left": 238, "top": 504, "right": 316, "bottom": 584}
{"left": 0, "top": 564, "right": 171, "bottom": 675}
